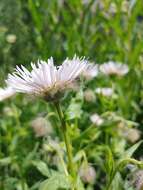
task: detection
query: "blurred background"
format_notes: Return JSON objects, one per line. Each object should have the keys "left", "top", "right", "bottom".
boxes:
{"left": 0, "top": 0, "right": 143, "bottom": 190}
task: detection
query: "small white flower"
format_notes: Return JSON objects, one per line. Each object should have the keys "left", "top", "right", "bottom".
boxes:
{"left": 100, "top": 61, "right": 129, "bottom": 76}
{"left": 82, "top": 63, "right": 99, "bottom": 80}
{"left": 6, "top": 34, "right": 17, "bottom": 44}
{"left": 0, "top": 87, "right": 16, "bottom": 101}
{"left": 6, "top": 56, "right": 88, "bottom": 101}
{"left": 95, "top": 87, "right": 113, "bottom": 97}
{"left": 90, "top": 113, "right": 104, "bottom": 126}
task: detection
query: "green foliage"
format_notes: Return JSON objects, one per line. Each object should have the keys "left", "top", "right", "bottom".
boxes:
{"left": 0, "top": 0, "right": 143, "bottom": 190}
{"left": 39, "top": 172, "right": 71, "bottom": 190}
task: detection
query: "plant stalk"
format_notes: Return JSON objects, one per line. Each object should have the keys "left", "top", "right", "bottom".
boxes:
{"left": 54, "top": 101, "right": 76, "bottom": 189}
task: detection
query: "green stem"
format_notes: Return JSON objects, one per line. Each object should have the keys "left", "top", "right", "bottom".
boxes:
{"left": 106, "top": 158, "right": 143, "bottom": 190}
{"left": 54, "top": 102, "right": 76, "bottom": 182}
{"left": 21, "top": 179, "right": 25, "bottom": 190}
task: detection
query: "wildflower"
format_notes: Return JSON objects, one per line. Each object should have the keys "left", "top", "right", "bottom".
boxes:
{"left": 6, "top": 34, "right": 17, "bottom": 44}
{"left": 100, "top": 61, "right": 129, "bottom": 76}
{"left": 82, "top": 63, "right": 99, "bottom": 80}
{"left": 79, "top": 164, "right": 96, "bottom": 184}
{"left": 132, "top": 170, "right": 143, "bottom": 190}
{"left": 84, "top": 89, "right": 96, "bottom": 102}
{"left": 95, "top": 87, "right": 113, "bottom": 97}
{"left": 124, "top": 128, "right": 141, "bottom": 143}
{"left": 6, "top": 56, "right": 88, "bottom": 101}
{"left": 90, "top": 113, "right": 104, "bottom": 126}
{"left": 0, "top": 87, "right": 16, "bottom": 101}
{"left": 31, "top": 117, "right": 52, "bottom": 137}
{"left": 66, "top": 81, "right": 80, "bottom": 92}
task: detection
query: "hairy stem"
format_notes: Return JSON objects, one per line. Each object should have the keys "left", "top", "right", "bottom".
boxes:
{"left": 54, "top": 102, "right": 76, "bottom": 189}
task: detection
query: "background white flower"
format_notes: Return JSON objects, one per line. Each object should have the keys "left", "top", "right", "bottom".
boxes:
{"left": 6, "top": 56, "right": 88, "bottom": 100}
{"left": 82, "top": 63, "right": 99, "bottom": 80}
{"left": 90, "top": 113, "right": 104, "bottom": 126}
{"left": 95, "top": 87, "right": 113, "bottom": 97}
{"left": 0, "top": 87, "right": 16, "bottom": 101}
{"left": 100, "top": 61, "right": 129, "bottom": 76}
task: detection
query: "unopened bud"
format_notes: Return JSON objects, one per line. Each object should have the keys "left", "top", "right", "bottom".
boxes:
{"left": 6, "top": 34, "right": 17, "bottom": 44}
{"left": 125, "top": 128, "right": 141, "bottom": 143}
{"left": 133, "top": 170, "right": 143, "bottom": 190}
{"left": 31, "top": 117, "right": 52, "bottom": 137}
{"left": 84, "top": 89, "right": 96, "bottom": 102}
{"left": 79, "top": 165, "right": 96, "bottom": 184}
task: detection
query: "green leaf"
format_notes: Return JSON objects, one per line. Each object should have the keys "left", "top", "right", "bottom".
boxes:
{"left": 32, "top": 160, "right": 50, "bottom": 177}
{"left": 104, "top": 146, "right": 115, "bottom": 178}
{"left": 66, "top": 100, "right": 82, "bottom": 120}
{"left": 39, "top": 173, "right": 71, "bottom": 190}
{"left": 73, "top": 126, "right": 100, "bottom": 149}
{"left": 120, "top": 140, "right": 143, "bottom": 159}
{"left": 0, "top": 157, "right": 12, "bottom": 166}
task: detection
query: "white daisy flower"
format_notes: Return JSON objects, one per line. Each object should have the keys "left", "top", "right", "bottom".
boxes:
{"left": 90, "top": 113, "right": 104, "bottom": 126}
{"left": 6, "top": 56, "right": 88, "bottom": 101}
{"left": 0, "top": 87, "right": 16, "bottom": 101}
{"left": 100, "top": 61, "right": 129, "bottom": 76}
{"left": 82, "top": 63, "right": 99, "bottom": 80}
{"left": 95, "top": 87, "right": 113, "bottom": 97}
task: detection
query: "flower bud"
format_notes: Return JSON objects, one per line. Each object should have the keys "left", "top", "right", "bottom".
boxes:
{"left": 84, "top": 89, "right": 96, "bottom": 102}
{"left": 133, "top": 170, "right": 143, "bottom": 190}
{"left": 31, "top": 117, "right": 52, "bottom": 137}
{"left": 79, "top": 164, "right": 96, "bottom": 184}
{"left": 6, "top": 34, "right": 17, "bottom": 44}
{"left": 124, "top": 128, "right": 141, "bottom": 143}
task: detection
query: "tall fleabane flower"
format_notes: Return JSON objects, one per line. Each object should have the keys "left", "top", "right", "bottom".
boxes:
{"left": 100, "top": 61, "right": 129, "bottom": 76}
{"left": 6, "top": 56, "right": 88, "bottom": 101}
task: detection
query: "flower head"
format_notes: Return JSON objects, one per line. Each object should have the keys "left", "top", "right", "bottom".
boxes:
{"left": 82, "top": 63, "right": 99, "bottom": 80}
{"left": 90, "top": 113, "right": 104, "bottom": 126}
{"left": 100, "top": 61, "right": 129, "bottom": 76}
{"left": 0, "top": 87, "right": 16, "bottom": 101}
{"left": 6, "top": 56, "right": 88, "bottom": 101}
{"left": 95, "top": 87, "right": 113, "bottom": 97}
